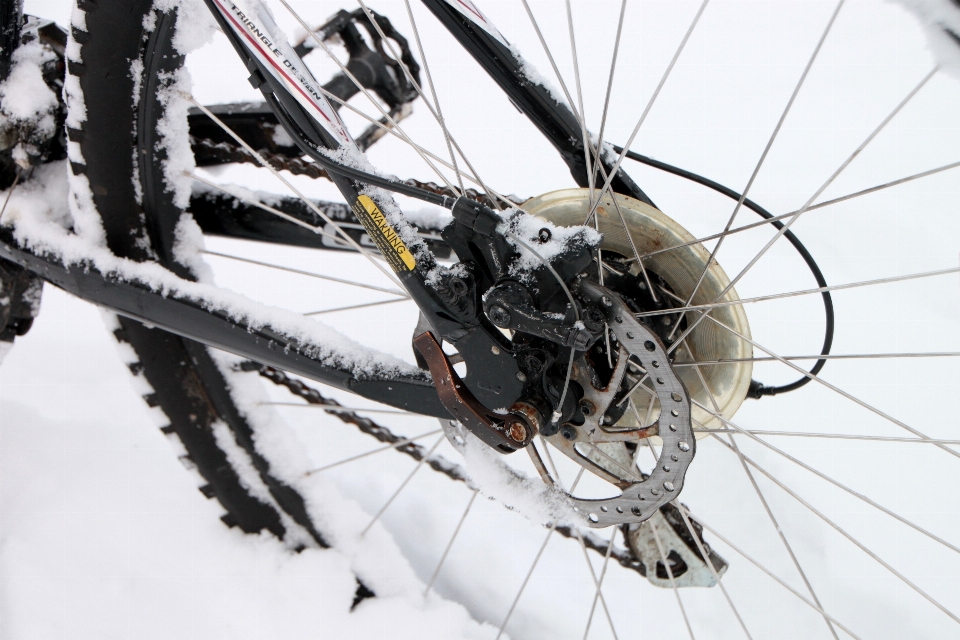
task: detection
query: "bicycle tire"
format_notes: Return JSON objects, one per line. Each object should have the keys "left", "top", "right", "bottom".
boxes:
{"left": 68, "top": 0, "right": 327, "bottom": 547}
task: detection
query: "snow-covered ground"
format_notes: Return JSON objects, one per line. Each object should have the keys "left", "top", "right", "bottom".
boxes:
{"left": 3, "top": 0, "right": 960, "bottom": 639}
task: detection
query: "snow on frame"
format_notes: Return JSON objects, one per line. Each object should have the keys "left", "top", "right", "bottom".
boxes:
{"left": 0, "top": 160, "right": 424, "bottom": 381}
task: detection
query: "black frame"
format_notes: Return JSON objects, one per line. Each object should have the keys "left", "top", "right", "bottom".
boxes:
{"left": 0, "top": 0, "right": 832, "bottom": 418}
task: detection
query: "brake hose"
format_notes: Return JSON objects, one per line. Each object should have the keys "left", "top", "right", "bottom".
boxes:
{"left": 612, "top": 145, "right": 834, "bottom": 397}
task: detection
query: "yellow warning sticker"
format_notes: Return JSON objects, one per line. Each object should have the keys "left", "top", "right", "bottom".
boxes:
{"left": 351, "top": 195, "right": 416, "bottom": 273}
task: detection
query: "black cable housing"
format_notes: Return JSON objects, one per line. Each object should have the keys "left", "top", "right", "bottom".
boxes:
{"left": 612, "top": 145, "right": 834, "bottom": 397}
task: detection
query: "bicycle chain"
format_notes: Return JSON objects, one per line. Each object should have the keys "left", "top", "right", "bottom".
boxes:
{"left": 192, "top": 136, "right": 523, "bottom": 211}
{"left": 245, "top": 361, "right": 647, "bottom": 577}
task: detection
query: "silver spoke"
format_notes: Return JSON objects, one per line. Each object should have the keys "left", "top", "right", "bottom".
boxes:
{"left": 591, "top": 0, "right": 629, "bottom": 190}
{"left": 277, "top": 0, "right": 461, "bottom": 195}
{"left": 694, "top": 429, "right": 960, "bottom": 446}
{"left": 637, "top": 265, "right": 960, "bottom": 319}
{"left": 691, "top": 403, "right": 960, "bottom": 556}
{"left": 352, "top": 0, "right": 507, "bottom": 207}
{"left": 675, "top": 503, "right": 753, "bottom": 639}
{"left": 317, "top": 83, "right": 506, "bottom": 199}
{"left": 691, "top": 363, "right": 838, "bottom": 639}
{"left": 634, "top": 374, "right": 960, "bottom": 555}
{"left": 668, "top": 66, "right": 938, "bottom": 355}
{"left": 688, "top": 509, "right": 864, "bottom": 640}
{"left": 671, "top": 0, "right": 845, "bottom": 341}
{"left": 0, "top": 165, "right": 24, "bottom": 223}
{"left": 424, "top": 488, "right": 479, "bottom": 596}
{"left": 260, "top": 401, "right": 414, "bottom": 416}
{"left": 703, "top": 313, "right": 960, "bottom": 459}
{"left": 361, "top": 435, "right": 444, "bottom": 536}
{"left": 400, "top": 0, "right": 465, "bottom": 194}
{"left": 496, "top": 469, "right": 585, "bottom": 640}
{"left": 580, "top": 531, "right": 618, "bottom": 640}
{"left": 573, "top": 527, "right": 618, "bottom": 640}
{"left": 708, "top": 435, "right": 960, "bottom": 626}
{"left": 303, "top": 428, "right": 443, "bottom": 476}
{"left": 565, "top": 0, "right": 596, "bottom": 205}
{"left": 188, "top": 172, "right": 352, "bottom": 250}
{"left": 304, "top": 297, "right": 408, "bottom": 316}
{"left": 586, "top": 0, "right": 710, "bottom": 221}
{"left": 183, "top": 98, "right": 405, "bottom": 289}
{"left": 641, "top": 159, "right": 960, "bottom": 261}
{"left": 649, "top": 518, "right": 695, "bottom": 640}
{"left": 676, "top": 351, "right": 960, "bottom": 365}
{"left": 200, "top": 249, "right": 409, "bottom": 297}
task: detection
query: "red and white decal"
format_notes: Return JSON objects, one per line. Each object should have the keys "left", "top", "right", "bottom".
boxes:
{"left": 441, "top": 0, "right": 508, "bottom": 47}
{"left": 210, "top": 0, "right": 356, "bottom": 149}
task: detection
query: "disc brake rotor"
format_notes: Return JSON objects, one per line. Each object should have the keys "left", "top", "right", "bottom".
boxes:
{"left": 519, "top": 189, "right": 754, "bottom": 524}
{"left": 524, "top": 189, "right": 754, "bottom": 437}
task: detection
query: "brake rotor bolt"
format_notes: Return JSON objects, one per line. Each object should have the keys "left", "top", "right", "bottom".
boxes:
{"left": 580, "top": 401, "right": 594, "bottom": 416}
{"left": 560, "top": 425, "right": 577, "bottom": 440}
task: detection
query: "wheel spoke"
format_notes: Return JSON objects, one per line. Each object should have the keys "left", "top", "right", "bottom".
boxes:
{"left": 632, "top": 374, "right": 960, "bottom": 556}
{"left": 579, "top": 530, "right": 619, "bottom": 640}
{"left": 678, "top": 351, "right": 960, "bottom": 365}
{"left": 184, "top": 98, "right": 405, "bottom": 289}
{"left": 667, "top": 66, "right": 939, "bottom": 355}
{"left": 304, "top": 297, "right": 408, "bottom": 315}
{"left": 702, "top": 312, "right": 960, "bottom": 459}
{"left": 564, "top": 0, "right": 596, "bottom": 205}
{"left": 687, "top": 509, "right": 864, "bottom": 640}
{"left": 276, "top": 0, "right": 463, "bottom": 195}
{"left": 670, "top": 0, "right": 845, "bottom": 341}
{"left": 354, "top": 0, "right": 510, "bottom": 208}
{"left": 573, "top": 527, "right": 618, "bottom": 640}
{"left": 708, "top": 435, "right": 960, "bottom": 626}
{"left": 201, "top": 250, "right": 409, "bottom": 297}
{"left": 691, "top": 364, "right": 839, "bottom": 639}
{"left": 692, "top": 402, "right": 960, "bottom": 555}
{"left": 591, "top": 0, "right": 629, "bottom": 191}
{"left": 694, "top": 429, "right": 960, "bottom": 446}
{"left": 637, "top": 265, "right": 960, "bottom": 319}
{"left": 495, "top": 469, "right": 585, "bottom": 640}
{"left": 649, "top": 517, "right": 696, "bottom": 640}
{"left": 674, "top": 503, "right": 753, "bottom": 639}
{"left": 302, "top": 428, "right": 443, "bottom": 476}
{"left": 361, "top": 435, "right": 444, "bottom": 536}
{"left": 587, "top": 0, "right": 710, "bottom": 221}
{"left": 357, "top": 0, "right": 467, "bottom": 194}
{"left": 424, "top": 488, "right": 479, "bottom": 596}
{"left": 260, "top": 401, "right": 414, "bottom": 415}
{"left": 640, "top": 159, "right": 960, "bottom": 261}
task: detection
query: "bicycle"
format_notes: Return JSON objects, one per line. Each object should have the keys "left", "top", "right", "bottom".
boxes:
{"left": 1, "top": 0, "right": 959, "bottom": 637}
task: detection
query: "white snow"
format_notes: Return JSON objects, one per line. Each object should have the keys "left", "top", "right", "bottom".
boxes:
{"left": 4, "top": 0, "right": 960, "bottom": 639}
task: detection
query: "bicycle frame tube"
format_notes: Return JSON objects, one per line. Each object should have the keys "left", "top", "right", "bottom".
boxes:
{"left": 1, "top": 0, "right": 650, "bottom": 418}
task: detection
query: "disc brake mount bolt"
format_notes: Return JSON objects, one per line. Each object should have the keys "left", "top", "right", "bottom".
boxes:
{"left": 506, "top": 421, "right": 526, "bottom": 443}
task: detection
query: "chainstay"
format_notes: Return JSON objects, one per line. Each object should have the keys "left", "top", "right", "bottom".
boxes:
{"left": 245, "top": 361, "right": 646, "bottom": 577}
{"left": 191, "top": 136, "right": 523, "bottom": 210}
